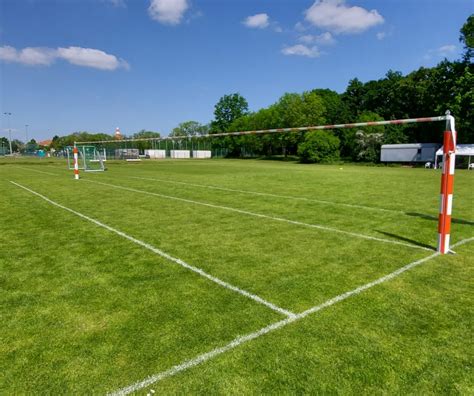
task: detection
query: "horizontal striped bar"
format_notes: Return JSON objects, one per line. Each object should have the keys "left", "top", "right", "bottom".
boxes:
{"left": 75, "top": 115, "right": 448, "bottom": 145}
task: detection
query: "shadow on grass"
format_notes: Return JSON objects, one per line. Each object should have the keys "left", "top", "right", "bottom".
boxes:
{"left": 406, "top": 212, "right": 474, "bottom": 226}
{"left": 376, "top": 230, "right": 435, "bottom": 251}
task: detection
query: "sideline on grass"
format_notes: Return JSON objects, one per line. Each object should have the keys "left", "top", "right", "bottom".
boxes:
{"left": 110, "top": 236, "right": 474, "bottom": 396}
{"left": 128, "top": 175, "right": 406, "bottom": 215}
{"left": 11, "top": 164, "right": 474, "bottom": 226}
{"left": 9, "top": 180, "right": 294, "bottom": 318}
{"left": 85, "top": 178, "right": 432, "bottom": 252}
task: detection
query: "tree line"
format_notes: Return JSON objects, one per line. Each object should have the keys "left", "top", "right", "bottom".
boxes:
{"left": 205, "top": 15, "right": 472, "bottom": 162}
{"left": 5, "top": 16, "right": 471, "bottom": 163}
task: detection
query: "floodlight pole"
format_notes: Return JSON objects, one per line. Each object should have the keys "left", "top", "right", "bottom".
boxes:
{"left": 25, "top": 124, "right": 29, "bottom": 145}
{"left": 437, "top": 111, "right": 456, "bottom": 254}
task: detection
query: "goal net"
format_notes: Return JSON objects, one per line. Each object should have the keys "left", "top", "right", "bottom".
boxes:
{"left": 74, "top": 137, "right": 216, "bottom": 160}
{"left": 67, "top": 145, "right": 106, "bottom": 172}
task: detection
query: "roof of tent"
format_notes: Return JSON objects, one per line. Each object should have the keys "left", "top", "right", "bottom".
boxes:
{"left": 435, "top": 144, "right": 474, "bottom": 156}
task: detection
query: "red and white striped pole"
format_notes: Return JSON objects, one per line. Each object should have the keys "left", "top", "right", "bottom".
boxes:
{"left": 437, "top": 111, "right": 456, "bottom": 254}
{"left": 73, "top": 145, "right": 80, "bottom": 180}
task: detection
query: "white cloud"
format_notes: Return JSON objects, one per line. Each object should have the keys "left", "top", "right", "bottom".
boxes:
{"left": 376, "top": 32, "right": 386, "bottom": 40}
{"left": 436, "top": 44, "right": 456, "bottom": 55}
{"left": 243, "top": 13, "right": 270, "bottom": 29}
{"left": 0, "top": 45, "right": 129, "bottom": 70}
{"left": 305, "top": 0, "right": 384, "bottom": 34}
{"left": 282, "top": 44, "right": 320, "bottom": 58}
{"left": 298, "top": 32, "right": 335, "bottom": 45}
{"left": 148, "top": 0, "right": 189, "bottom": 25}
{"left": 57, "top": 47, "right": 129, "bottom": 70}
{"left": 0, "top": 46, "right": 55, "bottom": 65}
{"left": 294, "top": 22, "right": 307, "bottom": 32}
{"left": 424, "top": 44, "right": 458, "bottom": 61}
{"left": 424, "top": 44, "right": 457, "bottom": 60}
{"left": 273, "top": 23, "right": 283, "bottom": 33}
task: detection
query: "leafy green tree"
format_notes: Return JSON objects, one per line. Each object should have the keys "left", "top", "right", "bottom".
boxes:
{"left": 131, "top": 130, "right": 161, "bottom": 151}
{"left": 211, "top": 93, "right": 249, "bottom": 132}
{"left": 342, "top": 78, "right": 366, "bottom": 118}
{"left": 310, "top": 88, "right": 351, "bottom": 124}
{"left": 297, "top": 131, "right": 340, "bottom": 163}
{"left": 271, "top": 91, "right": 326, "bottom": 156}
{"left": 383, "top": 125, "right": 409, "bottom": 144}
{"left": 460, "top": 14, "right": 474, "bottom": 61}
{"left": 170, "top": 121, "right": 208, "bottom": 137}
{"left": 25, "top": 139, "right": 39, "bottom": 153}
{"left": 353, "top": 112, "right": 384, "bottom": 162}
{"left": 133, "top": 130, "right": 161, "bottom": 139}
{"left": 50, "top": 135, "right": 60, "bottom": 150}
{"left": 11, "top": 139, "right": 24, "bottom": 153}
{"left": 0, "top": 137, "right": 9, "bottom": 154}
{"left": 354, "top": 130, "right": 383, "bottom": 162}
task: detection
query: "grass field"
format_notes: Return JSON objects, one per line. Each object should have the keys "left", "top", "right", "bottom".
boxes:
{"left": 1, "top": 157, "right": 473, "bottom": 394}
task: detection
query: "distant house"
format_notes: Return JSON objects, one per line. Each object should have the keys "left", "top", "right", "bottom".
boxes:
{"left": 380, "top": 143, "right": 440, "bottom": 163}
{"left": 39, "top": 139, "right": 53, "bottom": 147}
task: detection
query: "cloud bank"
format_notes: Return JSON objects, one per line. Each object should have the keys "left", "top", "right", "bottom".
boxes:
{"left": 0, "top": 45, "right": 129, "bottom": 70}
{"left": 282, "top": 44, "right": 320, "bottom": 58}
{"left": 148, "top": 0, "right": 189, "bottom": 25}
{"left": 243, "top": 13, "right": 270, "bottom": 29}
{"left": 298, "top": 32, "right": 335, "bottom": 45}
{"left": 305, "top": 0, "right": 384, "bottom": 34}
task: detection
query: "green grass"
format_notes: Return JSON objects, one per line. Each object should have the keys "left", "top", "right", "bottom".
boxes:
{"left": 1, "top": 157, "right": 473, "bottom": 394}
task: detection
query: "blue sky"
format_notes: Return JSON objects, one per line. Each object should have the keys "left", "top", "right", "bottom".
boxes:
{"left": 0, "top": 0, "right": 472, "bottom": 141}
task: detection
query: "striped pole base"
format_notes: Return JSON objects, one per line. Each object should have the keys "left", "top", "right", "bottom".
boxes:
{"left": 73, "top": 146, "right": 80, "bottom": 180}
{"left": 437, "top": 124, "right": 456, "bottom": 254}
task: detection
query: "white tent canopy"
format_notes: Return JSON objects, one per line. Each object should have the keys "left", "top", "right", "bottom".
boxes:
{"left": 435, "top": 144, "right": 474, "bottom": 168}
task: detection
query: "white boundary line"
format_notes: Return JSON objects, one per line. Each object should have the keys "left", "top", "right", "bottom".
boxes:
{"left": 10, "top": 166, "right": 59, "bottom": 176}
{"left": 9, "top": 181, "right": 294, "bottom": 318}
{"left": 110, "top": 236, "right": 474, "bottom": 395}
{"left": 128, "top": 175, "right": 405, "bottom": 215}
{"left": 85, "top": 179, "right": 431, "bottom": 251}
{"left": 9, "top": 165, "right": 474, "bottom": 225}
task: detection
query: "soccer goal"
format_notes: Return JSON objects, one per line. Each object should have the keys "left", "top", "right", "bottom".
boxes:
{"left": 67, "top": 145, "right": 106, "bottom": 172}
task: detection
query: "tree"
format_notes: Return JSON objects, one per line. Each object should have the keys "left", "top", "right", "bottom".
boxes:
{"left": 460, "top": 14, "right": 474, "bottom": 61}
{"left": 50, "top": 135, "right": 60, "bottom": 150}
{"left": 353, "top": 112, "right": 384, "bottom": 162}
{"left": 211, "top": 93, "right": 249, "bottom": 132}
{"left": 342, "top": 78, "right": 366, "bottom": 118}
{"left": 133, "top": 130, "right": 161, "bottom": 139}
{"left": 0, "top": 137, "right": 9, "bottom": 155}
{"left": 310, "top": 88, "right": 350, "bottom": 124}
{"left": 383, "top": 125, "right": 408, "bottom": 144}
{"left": 170, "top": 121, "right": 208, "bottom": 137}
{"left": 11, "top": 139, "right": 24, "bottom": 153}
{"left": 354, "top": 130, "right": 383, "bottom": 162}
{"left": 129, "top": 130, "right": 160, "bottom": 151}
{"left": 297, "top": 131, "right": 340, "bottom": 163}
{"left": 25, "top": 139, "right": 39, "bottom": 153}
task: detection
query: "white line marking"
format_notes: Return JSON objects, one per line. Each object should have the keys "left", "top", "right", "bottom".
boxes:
{"left": 9, "top": 181, "right": 294, "bottom": 317}
{"left": 10, "top": 166, "right": 59, "bottom": 176}
{"left": 110, "top": 236, "right": 474, "bottom": 395}
{"left": 128, "top": 175, "right": 405, "bottom": 215}
{"left": 85, "top": 179, "right": 431, "bottom": 251}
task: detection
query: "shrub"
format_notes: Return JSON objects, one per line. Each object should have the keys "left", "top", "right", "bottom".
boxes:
{"left": 297, "top": 131, "right": 340, "bottom": 163}
{"left": 354, "top": 130, "right": 383, "bottom": 162}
